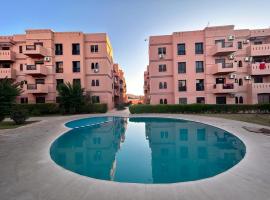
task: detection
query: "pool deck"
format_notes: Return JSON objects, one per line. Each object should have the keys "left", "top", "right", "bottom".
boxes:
{"left": 0, "top": 110, "right": 270, "bottom": 200}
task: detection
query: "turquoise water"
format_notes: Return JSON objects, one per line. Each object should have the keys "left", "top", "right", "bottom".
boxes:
{"left": 50, "top": 117, "right": 246, "bottom": 184}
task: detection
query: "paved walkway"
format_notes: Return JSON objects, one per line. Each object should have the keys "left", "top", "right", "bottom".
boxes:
{"left": 0, "top": 112, "right": 270, "bottom": 200}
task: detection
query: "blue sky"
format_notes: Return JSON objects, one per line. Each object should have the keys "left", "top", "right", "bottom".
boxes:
{"left": 1, "top": 0, "right": 270, "bottom": 94}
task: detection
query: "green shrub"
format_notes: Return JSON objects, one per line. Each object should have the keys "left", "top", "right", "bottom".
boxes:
{"left": 0, "top": 114, "right": 5, "bottom": 122}
{"left": 82, "top": 103, "right": 108, "bottom": 113}
{"left": 129, "top": 104, "right": 270, "bottom": 114}
{"left": 14, "top": 103, "right": 60, "bottom": 116}
{"left": 10, "top": 108, "right": 29, "bottom": 124}
{"left": 116, "top": 104, "right": 126, "bottom": 111}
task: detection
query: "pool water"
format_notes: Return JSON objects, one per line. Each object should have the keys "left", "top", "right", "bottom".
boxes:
{"left": 50, "top": 117, "right": 246, "bottom": 184}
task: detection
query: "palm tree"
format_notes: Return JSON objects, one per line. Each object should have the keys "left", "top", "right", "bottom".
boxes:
{"left": 0, "top": 78, "right": 22, "bottom": 121}
{"left": 57, "top": 82, "right": 85, "bottom": 114}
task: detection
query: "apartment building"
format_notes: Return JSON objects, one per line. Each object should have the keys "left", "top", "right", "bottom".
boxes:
{"left": 0, "top": 29, "right": 127, "bottom": 109}
{"left": 113, "top": 64, "right": 128, "bottom": 106}
{"left": 144, "top": 25, "right": 270, "bottom": 105}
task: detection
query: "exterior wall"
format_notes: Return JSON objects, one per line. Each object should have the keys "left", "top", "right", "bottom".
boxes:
{"left": 113, "top": 64, "right": 128, "bottom": 106}
{"left": 145, "top": 25, "right": 270, "bottom": 105}
{"left": 0, "top": 29, "right": 127, "bottom": 110}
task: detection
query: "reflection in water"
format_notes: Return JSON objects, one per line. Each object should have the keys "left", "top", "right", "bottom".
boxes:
{"left": 50, "top": 117, "right": 245, "bottom": 183}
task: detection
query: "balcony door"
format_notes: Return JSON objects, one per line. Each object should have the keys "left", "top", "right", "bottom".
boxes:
{"left": 216, "top": 96, "right": 226, "bottom": 104}
{"left": 258, "top": 94, "right": 270, "bottom": 104}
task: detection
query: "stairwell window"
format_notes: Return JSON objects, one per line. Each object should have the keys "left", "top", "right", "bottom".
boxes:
{"left": 91, "top": 62, "right": 99, "bottom": 70}
{"left": 55, "top": 44, "right": 63, "bottom": 55}
{"left": 195, "top": 43, "right": 204, "bottom": 54}
{"left": 158, "top": 47, "right": 166, "bottom": 55}
{"left": 158, "top": 64, "right": 167, "bottom": 72}
{"left": 91, "top": 45, "right": 98, "bottom": 53}
{"left": 159, "top": 82, "right": 167, "bottom": 89}
{"left": 177, "top": 43, "right": 186, "bottom": 55}
{"left": 91, "top": 80, "right": 100, "bottom": 86}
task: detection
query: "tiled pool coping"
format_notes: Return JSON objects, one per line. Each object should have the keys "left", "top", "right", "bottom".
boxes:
{"left": 0, "top": 112, "right": 269, "bottom": 200}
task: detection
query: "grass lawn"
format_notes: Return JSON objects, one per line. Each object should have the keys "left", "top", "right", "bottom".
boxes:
{"left": 0, "top": 121, "right": 38, "bottom": 129}
{"left": 200, "top": 114, "right": 270, "bottom": 127}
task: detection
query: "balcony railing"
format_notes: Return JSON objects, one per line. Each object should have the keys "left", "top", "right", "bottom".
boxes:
{"left": 0, "top": 50, "right": 16, "bottom": 62}
{"left": 212, "top": 62, "right": 237, "bottom": 75}
{"left": 24, "top": 64, "right": 47, "bottom": 76}
{"left": 213, "top": 83, "right": 237, "bottom": 93}
{"left": 212, "top": 42, "right": 237, "bottom": 56}
{"left": 27, "top": 84, "right": 48, "bottom": 94}
{"left": 249, "top": 83, "right": 270, "bottom": 94}
{"left": 249, "top": 63, "right": 270, "bottom": 75}
{"left": 0, "top": 68, "right": 16, "bottom": 79}
{"left": 249, "top": 44, "right": 270, "bottom": 56}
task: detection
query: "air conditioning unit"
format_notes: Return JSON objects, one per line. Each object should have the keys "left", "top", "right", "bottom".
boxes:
{"left": 229, "top": 74, "right": 237, "bottom": 79}
{"left": 159, "top": 54, "right": 164, "bottom": 59}
{"left": 228, "top": 54, "right": 235, "bottom": 60}
{"left": 94, "top": 69, "right": 99, "bottom": 73}
{"left": 244, "top": 76, "right": 251, "bottom": 80}
{"left": 244, "top": 57, "right": 250, "bottom": 62}
{"left": 243, "top": 39, "right": 250, "bottom": 44}
{"left": 228, "top": 35, "right": 235, "bottom": 40}
{"left": 44, "top": 57, "right": 51, "bottom": 62}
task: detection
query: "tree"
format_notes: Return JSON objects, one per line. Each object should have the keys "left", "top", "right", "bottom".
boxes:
{"left": 57, "top": 82, "right": 85, "bottom": 114}
{"left": 0, "top": 78, "right": 22, "bottom": 121}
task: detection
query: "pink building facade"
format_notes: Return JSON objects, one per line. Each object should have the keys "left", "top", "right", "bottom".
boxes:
{"left": 144, "top": 25, "right": 270, "bottom": 105}
{"left": 0, "top": 29, "right": 127, "bottom": 109}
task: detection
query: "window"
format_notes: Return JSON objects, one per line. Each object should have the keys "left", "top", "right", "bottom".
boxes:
{"left": 158, "top": 47, "right": 166, "bottom": 55}
{"left": 164, "top": 99, "right": 167, "bottom": 104}
{"left": 159, "top": 82, "right": 163, "bottom": 89}
{"left": 239, "top": 78, "right": 243, "bottom": 86}
{"left": 35, "top": 79, "right": 45, "bottom": 84}
{"left": 215, "top": 39, "right": 225, "bottom": 47}
{"left": 196, "top": 97, "right": 205, "bottom": 104}
{"left": 179, "top": 129, "right": 188, "bottom": 141}
{"left": 238, "top": 41, "right": 243, "bottom": 49}
{"left": 56, "top": 79, "right": 64, "bottom": 89}
{"left": 179, "top": 146, "right": 188, "bottom": 158}
{"left": 158, "top": 64, "right": 166, "bottom": 72}
{"left": 178, "top": 80, "right": 186, "bottom": 91}
{"left": 91, "top": 62, "right": 99, "bottom": 70}
{"left": 20, "top": 64, "right": 23, "bottom": 71}
{"left": 55, "top": 44, "right": 63, "bottom": 55}
{"left": 195, "top": 42, "right": 204, "bottom": 54}
{"left": 160, "top": 99, "right": 163, "bottom": 104}
{"left": 254, "top": 76, "right": 263, "bottom": 83}
{"left": 56, "top": 62, "right": 63, "bottom": 73}
{"left": 160, "top": 131, "right": 169, "bottom": 139}
{"left": 216, "top": 96, "right": 226, "bottom": 104}
{"left": 91, "top": 80, "right": 99, "bottom": 86}
{"left": 90, "top": 45, "right": 98, "bottom": 53}
{"left": 235, "top": 96, "right": 238, "bottom": 104}
{"left": 20, "top": 97, "right": 28, "bottom": 104}
{"left": 196, "top": 79, "right": 204, "bottom": 91}
{"left": 177, "top": 43, "right": 186, "bottom": 55}
{"left": 238, "top": 60, "right": 243, "bottom": 67}
{"left": 72, "top": 43, "right": 80, "bottom": 55}
{"left": 179, "top": 98, "right": 187, "bottom": 104}
{"left": 239, "top": 96, "right": 243, "bottom": 104}
{"left": 19, "top": 46, "right": 23, "bottom": 53}
{"left": 73, "top": 79, "right": 81, "bottom": 86}
{"left": 72, "top": 61, "right": 80, "bottom": 72}
{"left": 36, "top": 96, "right": 45, "bottom": 103}
{"left": 196, "top": 61, "right": 204, "bottom": 73}
{"left": 178, "top": 62, "right": 186, "bottom": 73}
{"left": 92, "top": 96, "right": 100, "bottom": 103}
{"left": 163, "top": 82, "right": 167, "bottom": 89}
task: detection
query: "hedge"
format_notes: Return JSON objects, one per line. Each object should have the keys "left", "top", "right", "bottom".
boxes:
{"left": 129, "top": 104, "right": 270, "bottom": 114}
{"left": 13, "top": 103, "right": 108, "bottom": 116}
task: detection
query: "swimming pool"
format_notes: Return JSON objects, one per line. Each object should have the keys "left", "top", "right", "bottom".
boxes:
{"left": 50, "top": 117, "right": 246, "bottom": 184}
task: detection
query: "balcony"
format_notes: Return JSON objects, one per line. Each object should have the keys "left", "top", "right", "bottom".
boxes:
{"left": 212, "top": 42, "right": 237, "bottom": 56}
{"left": 0, "top": 50, "right": 16, "bottom": 62}
{"left": 249, "top": 44, "right": 270, "bottom": 56}
{"left": 26, "top": 84, "right": 48, "bottom": 94}
{"left": 23, "top": 45, "right": 48, "bottom": 57}
{"left": 0, "top": 68, "right": 16, "bottom": 79}
{"left": 249, "top": 83, "right": 270, "bottom": 94}
{"left": 213, "top": 83, "right": 237, "bottom": 94}
{"left": 212, "top": 62, "right": 237, "bottom": 75}
{"left": 249, "top": 63, "right": 270, "bottom": 75}
{"left": 24, "top": 64, "right": 48, "bottom": 76}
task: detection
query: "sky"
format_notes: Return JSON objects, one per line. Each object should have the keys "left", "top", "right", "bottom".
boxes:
{"left": 1, "top": 0, "right": 270, "bottom": 95}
